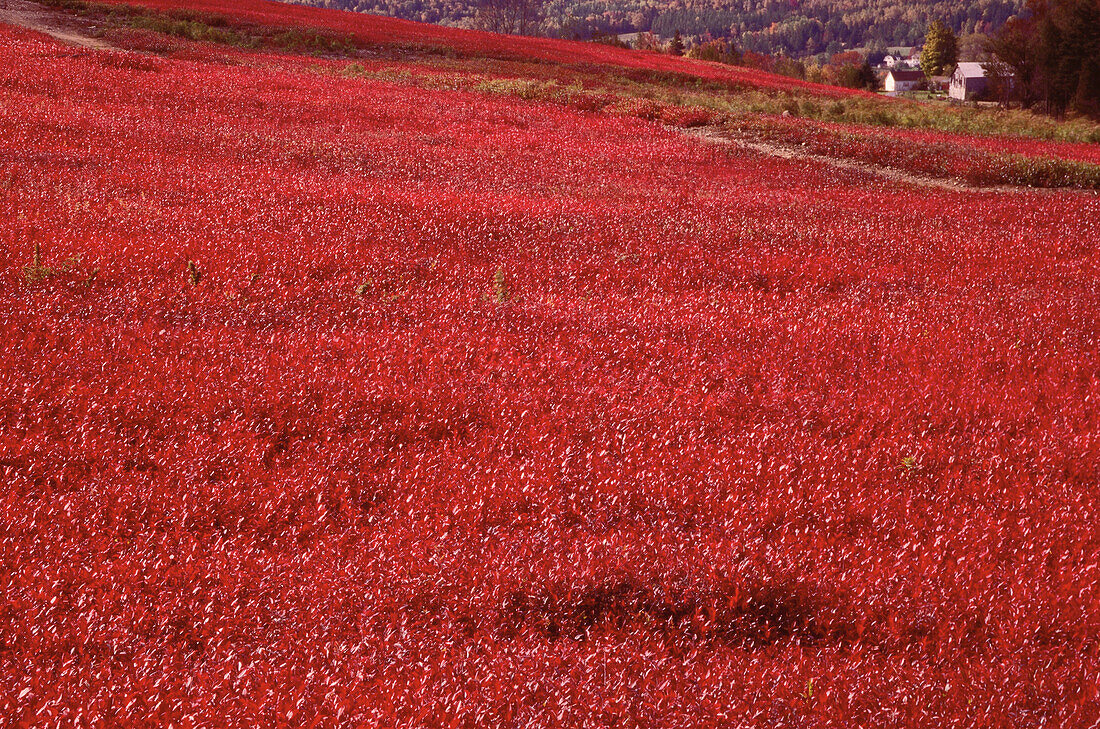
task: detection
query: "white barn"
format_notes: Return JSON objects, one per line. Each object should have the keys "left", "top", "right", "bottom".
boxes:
{"left": 949, "top": 62, "right": 989, "bottom": 100}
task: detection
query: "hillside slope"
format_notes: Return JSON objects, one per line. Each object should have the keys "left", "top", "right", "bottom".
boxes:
{"left": 45, "top": 0, "right": 879, "bottom": 93}
{"left": 2, "top": 2, "right": 1100, "bottom": 727}
{"left": 295, "top": 0, "right": 1023, "bottom": 56}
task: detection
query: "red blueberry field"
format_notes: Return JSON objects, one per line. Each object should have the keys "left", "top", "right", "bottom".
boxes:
{"left": 2, "top": 1, "right": 1099, "bottom": 726}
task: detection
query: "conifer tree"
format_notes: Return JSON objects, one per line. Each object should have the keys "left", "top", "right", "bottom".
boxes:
{"left": 920, "top": 19, "right": 958, "bottom": 77}
{"left": 669, "top": 30, "right": 684, "bottom": 56}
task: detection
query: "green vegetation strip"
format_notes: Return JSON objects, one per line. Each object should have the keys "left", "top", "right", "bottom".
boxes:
{"left": 40, "top": 0, "right": 365, "bottom": 55}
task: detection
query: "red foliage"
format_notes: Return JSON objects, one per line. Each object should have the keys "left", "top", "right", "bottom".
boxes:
{"left": 739, "top": 114, "right": 1100, "bottom": 185}
{"left": 829, "top": 50, "right": 864, "bottom": 66}
{"left": 90, "top": 0, "right": 870, "bottom": 97}
{"left": 2, "top": 13, "right": 1100, "bottom": 729}
{"left": 786, "top": 117, "right": 1100, "bottom": 167}
{"left": 872, "top": 125, "right": 1100, "bottom": 166}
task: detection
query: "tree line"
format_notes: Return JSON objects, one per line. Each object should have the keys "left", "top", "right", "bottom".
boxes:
{"left": 292, "top": 0, "right": 1099, "bottom": 117}
{"left": 987, "top": 0, "right": 1100, "bottom": 117}
{"left": 293, "top": 0, "right": 1022, "bottom": 59}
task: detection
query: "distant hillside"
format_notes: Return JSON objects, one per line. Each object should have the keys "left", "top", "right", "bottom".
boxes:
{"left": 290, "top": 0, "right": 1024, "bottom": 58}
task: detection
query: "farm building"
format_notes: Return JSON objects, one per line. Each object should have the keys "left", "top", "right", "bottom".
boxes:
{"left": 929, "top": 75, "right": 951, "bottom": 93}
{"left": 884, "top": 46, "right": 920, "bottom": 68}
{"left": 884, "top": 69, "right": 924, "bottom": 93}
{"left": 949, "top": 62, "right": 989, "bottom": 100}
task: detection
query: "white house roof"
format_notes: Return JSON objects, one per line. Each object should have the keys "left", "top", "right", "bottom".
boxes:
{"left": 955, "top": 62, "right": 987, "bottom": 78}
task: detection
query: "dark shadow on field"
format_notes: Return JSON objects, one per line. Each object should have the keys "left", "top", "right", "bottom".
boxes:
{"left": 494, "top": 574, "right": 861, "bottom": 649}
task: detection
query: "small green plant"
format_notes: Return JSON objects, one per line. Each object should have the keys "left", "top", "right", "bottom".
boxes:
{"left": 23, "top": 243, "right": 80, "bottom": 283}
{"left": 23, "top": 243, "right": 49, "bottom": 282}
{"left": 492, "top": 267, "right": 509, "bottom": 304}
{"left": 901, "top": 455, "right": 917, "bottom": 471}
{"left": 187, "top": 259, "right": 201, "bottom": 285}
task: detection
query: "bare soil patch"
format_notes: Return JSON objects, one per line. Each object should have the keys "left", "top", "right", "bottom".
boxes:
{"left": 0, "top": 0, "right": 114, "bottom": 49}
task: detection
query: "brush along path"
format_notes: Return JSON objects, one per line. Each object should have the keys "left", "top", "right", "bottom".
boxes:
{"left": 686, "top": 126, "right": 1034, "bottom": 194}
{"left": 0, "top": 0, "right": 114, "bottom": 48}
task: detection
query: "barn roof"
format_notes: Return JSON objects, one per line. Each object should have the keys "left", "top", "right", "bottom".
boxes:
{"left": 888, "top": 69, "right": 924, "bottom": 81}
{"left": 955, "top": 62, "right": 987, "bottom": 79}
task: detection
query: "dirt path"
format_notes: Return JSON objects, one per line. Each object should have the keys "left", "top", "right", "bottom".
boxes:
{"left": 0, "top": 0, "right": 114, "bottom": 49}
{"left": 686, "top": 127, "right": 1025, "bottom": 194}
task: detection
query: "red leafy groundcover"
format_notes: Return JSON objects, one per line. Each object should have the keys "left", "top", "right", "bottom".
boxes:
{"left": 2, "top": 12, "right": 1100, "bottom": 729}
{"left": 734, "top": 115, "right": 1100, "bottom": 188}
{"left": 871, "top": 124, "right": 1100, "bottom": 166}
{"left": 741, "top": 114, "right": 1100, "bottom": 166}
{"left": 88, "top": 0, "right": 871, "bottom": 96}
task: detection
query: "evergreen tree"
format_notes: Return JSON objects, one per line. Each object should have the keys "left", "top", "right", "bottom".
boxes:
{"left": 920, "top": 19, "right": 959, "bottom": 76}
{"left": 669, "top": 30, "right": 684, "bottom": 56}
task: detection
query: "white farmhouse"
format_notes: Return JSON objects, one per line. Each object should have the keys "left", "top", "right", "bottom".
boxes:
{"left": 884, "top": 69, "right": 924, "bottom": 93}
{"left": 885, "top": 46, "right": 922, "bottom": 69}
{"left": 884, "top": 46, "right": 919, "bottom": 68}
